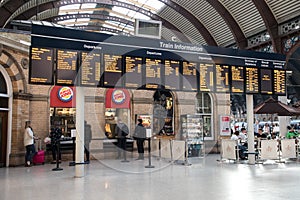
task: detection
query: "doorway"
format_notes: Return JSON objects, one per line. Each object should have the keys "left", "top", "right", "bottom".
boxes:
{"left": 0, "top": 111, "right": 8, "bottom": 167}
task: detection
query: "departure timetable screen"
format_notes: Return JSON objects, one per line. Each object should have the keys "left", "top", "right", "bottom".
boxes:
{"left": 215, "top": 64, "right": 230, "bottom": 93}
{"left": 145, "top": 58, "right": 162, "bottom": 89}
{"left": 245, "top": 67, "right": 259, "bottom": 93}
{"left": 80, "top": 51, "right": 101, "bottom": 86}
{"left": 125, "top": 56, "right": 143, "bottom": 88}
{"left": 199, "top": 63, "right": 214, "bottom": 92}
{"left": 231, "top": 66, "right": 244, "bottom": 93}
{"left": 260, "top": 68, "right": 273, "bottom": 94}
{"left": 56, "top": 49, "right": 78, "bottom": 85}
{"left": 103, "top": 54, "right": 122, "bottom": 87}
{"left": 182, "top": 61, "right": 197, "bottom": 91}
{"left": 30, "top": 47, "right": 54, "bottom": 84}
{"left": 164, "top": 60, "right": 180, "bottom": 90}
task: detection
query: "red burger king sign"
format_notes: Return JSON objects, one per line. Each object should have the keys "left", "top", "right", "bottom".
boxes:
{"left": 58, "top": 87, "right": 73, "bottom": 102}
{"left": 112, "top": 89, "right": 126, "bottom": 104}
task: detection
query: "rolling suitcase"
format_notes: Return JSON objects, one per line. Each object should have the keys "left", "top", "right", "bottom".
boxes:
{"left": 33, "top": 139, "right": 45, "bottom": 165}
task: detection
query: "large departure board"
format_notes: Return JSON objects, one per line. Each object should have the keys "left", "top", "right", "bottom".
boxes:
{"left": 215, "top": 64, "right": 230, "bottom": 93}
{"left": 80, "top": 51, "right": 101, "bottom": 86}
{"left": 245, "top": 67, "right": 259, "bottom": 93}
{"left": 30, "top": 47, "right": 54, "bottom": 84}
{"left": 182, "top": 61, "right": 197, "bottom": 91}
{"left": 164, "top": 60, "right": 180, "bottom": 90}
{"left": 103, "top": 54, "right": 122, "bottom": 87}
{"left": 125, "top": 56, "right": 143, "bottom": 88}
{"left": 199, "top": 63, "right": 214, "bottom": 92}
{"left": 56, "top": 49, "right": 78, "bottom": 85}
{"left": 145, "top": 58, "right": 162, "bottom": 89}
{"left": 260, "top": 68, "right": 272, "bottom": 94}
{"left": 273, "top": 69, "right": 286, "bottom": 95}
{"left": 231, "top": 66, "right": 244, "bottom": 93}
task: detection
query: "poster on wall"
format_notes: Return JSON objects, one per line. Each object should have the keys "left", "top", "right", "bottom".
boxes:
{"left": 219, "top": 115, "right": 231, "bottom": 136}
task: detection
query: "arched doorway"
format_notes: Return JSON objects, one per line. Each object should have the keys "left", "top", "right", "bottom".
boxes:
{"left": 0, "top": 69, "right": 9, "bottom": 167}
{"left": 153, "top": 90, "right": 174, "bottom": 135}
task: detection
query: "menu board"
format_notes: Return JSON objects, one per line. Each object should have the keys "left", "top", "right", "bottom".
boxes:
{"left": 260, "top": 68, "right": 272, "bottom": 94}
{"left": 231, "top": 66, "right": 244, "bottom": 93}
{"left": 164, "top": 60, "right": 180, "bottom": 90}
{"left": 30, "top": 47, "right": 54, "bottom": 84}
{"left": 199, "top": 63, "right": 214, "bottom": 92}
{"left": 103, "top": 54, "right": 122, "bottom": 87}
{"left": 245, "top": 67, "right": 259, "bottom": 93}
{"left": 215, "top": 64, "right": 230, "bottom": 93}
{"left": 182, "top": 61, "right": 197, "bottom": 91}
{"left": 145, "top": 58, "right": 162, "bottom": 89}
{"left": 56, "top": 49, "right": 78, "bottom": 85}
{"left": 273, "top": 69, "right": 286, "bottom": 95}
{"left": 80, "top": 51, "right": 101, "bottom": 86}
{"left": 125, "top": 56, "right": 143, "bottom": 88}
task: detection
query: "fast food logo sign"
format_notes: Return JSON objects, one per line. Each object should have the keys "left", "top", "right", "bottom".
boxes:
{"left": 58, "top": 87, "right": 73, "bottom": 102}
{"left": 112, "top": 90, "right": 126, "bottom": 104}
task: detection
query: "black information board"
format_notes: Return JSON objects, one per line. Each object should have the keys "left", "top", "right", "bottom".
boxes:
{"left": 30, "top": 24, "right": 287, "bottom": 95}
{"left": 260, "top": 68, "right": 273, "bottom": 94}
{"left": 273, "top": 69, "right": 286, "bottom": 95}
{"left": 125, "top": 56, "right": 143, "bottom": 88}
{"left": 56, "top": 49, "right": 78, "bottom": 85}
{"left": 103, "top": 54, "right": 122, "bottom": 87}
{"left": 164, "top": 60, "right": 180, "bottom": 90}
{"left": 80, "top": 51, "right": 101, "bottom": 86}
{"left": 245, "top": 67, "right": 259, "bottom": 93}
{"left": 30, "top": 47, "right": 54, "bottom": 84}
{"left": 231, "top": 66, "right": 244, "bottom": 93}
{"left": 215, "top": 64, "right": 230, "bottom": 93}
{"left": 182, "top": 61, "right": 197, "bottom": 91}
{"left": 145, "top": 58, "right": 162, "bottom": 89}
{"left": 199, "top": 63, "right": 214, "bottom": 92}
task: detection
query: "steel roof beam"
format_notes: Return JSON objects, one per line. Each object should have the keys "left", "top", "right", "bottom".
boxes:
{"left": 160, "top": 0, "right": 217, "bottom": 46}
{"left": 251, "top": 0, "right": 281, "bottom": 53}
{"left": 206, "top": 0, "right": 247, "bottom": 49}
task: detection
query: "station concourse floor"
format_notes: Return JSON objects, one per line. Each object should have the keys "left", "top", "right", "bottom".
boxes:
{"left": 1, "top": 154, "right": 300, "bottom": 200}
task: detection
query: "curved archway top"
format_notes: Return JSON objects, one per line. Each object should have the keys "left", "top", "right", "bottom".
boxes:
{"left": 1, "top": 0, "right": 299, "bottom": 49}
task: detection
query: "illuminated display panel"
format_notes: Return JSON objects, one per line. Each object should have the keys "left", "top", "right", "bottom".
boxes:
{"left": 245, "top": 67, "right": 259, "bottom": 93}
{"left": 103, "top": 54, "right": 122, "bottom": 87}
{"left": 182, "top": 61, "right": 197, "bottom": 91}
{"left": 145, "top": 58, "right": 162, "bottom": 89}
{"left": 164, "top": 60, "right": 180, "bottom": 90}
{"left": 260, "top": 68, "right": 273, "bottom": 94}
{"left": 231, "top": 66, "right": 244, "bottom": 93}
{"left": 199, "top": 63, "right": 214, "bottom": 92}
{"left": 80, "top": 51, "right": 101, "bottom": 86}
{"left": 30, "top": 47, "right": 54, "bottom": 84}
{"left": 273, "top": 69, "right": 286, "bottom": 95}
{"left": 56, "top": 49, "right": 78, "bottom": 85}
{"left": 125, "top": 56, "right": 143, "bottom": 88}
{"left": 215, "top": 64, "right": 230, "bottom": 93}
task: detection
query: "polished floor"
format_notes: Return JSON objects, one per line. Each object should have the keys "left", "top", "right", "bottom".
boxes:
{"left": 1, "top": 154, "right": 300, "bottom": 200}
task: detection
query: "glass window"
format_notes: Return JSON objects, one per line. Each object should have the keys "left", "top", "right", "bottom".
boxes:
{"left": 196, "top": 92, "right": 213, "bottom": 139}
{"left": 0, "top": 73, "right": 7, "bottom": 94}
{"left": 0, "top": 97, "right": 8, "bottom": 108}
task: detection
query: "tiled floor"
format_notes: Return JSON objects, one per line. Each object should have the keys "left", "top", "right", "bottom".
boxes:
{"left": 1, "top": 154, "right": 300, "bottom": 200}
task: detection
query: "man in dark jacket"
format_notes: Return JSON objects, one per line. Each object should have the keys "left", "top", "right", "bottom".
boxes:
{"left": 115, "top": 119, "right": 129, "bottom": 159}
{"left": 84, "top": 121, "right": 92, "bottom": 163}
{"left": 134, "top": 119, "right": 146, "bottom": 160}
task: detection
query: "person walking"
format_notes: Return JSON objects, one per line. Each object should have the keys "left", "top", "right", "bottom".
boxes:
{"left": 133, "top": 119, "right": 146, "bottom": 160}
{"left": 49, "top": 128, "right": 62, "bottom": 164}
{"left": 24, "top": 121, "right": 37, "bottom": 167}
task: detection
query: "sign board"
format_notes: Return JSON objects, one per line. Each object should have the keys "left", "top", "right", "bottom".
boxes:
{"left": 220, "top": 115, "right": 231, "bottom": 136}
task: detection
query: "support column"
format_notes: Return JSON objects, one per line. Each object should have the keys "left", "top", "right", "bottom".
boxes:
{"left": 246, "top": 95, "right": 255, "bottom": 164}
{"left": 278, "top": 96, "right": 289, "bottom": 138}
{"left": 75, "top": 86, "right": 85, "bottom": 178}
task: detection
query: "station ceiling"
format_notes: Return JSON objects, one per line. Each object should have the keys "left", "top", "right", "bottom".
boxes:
{"left": 1, "top": 0, "right": 299, "bottom": 51}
